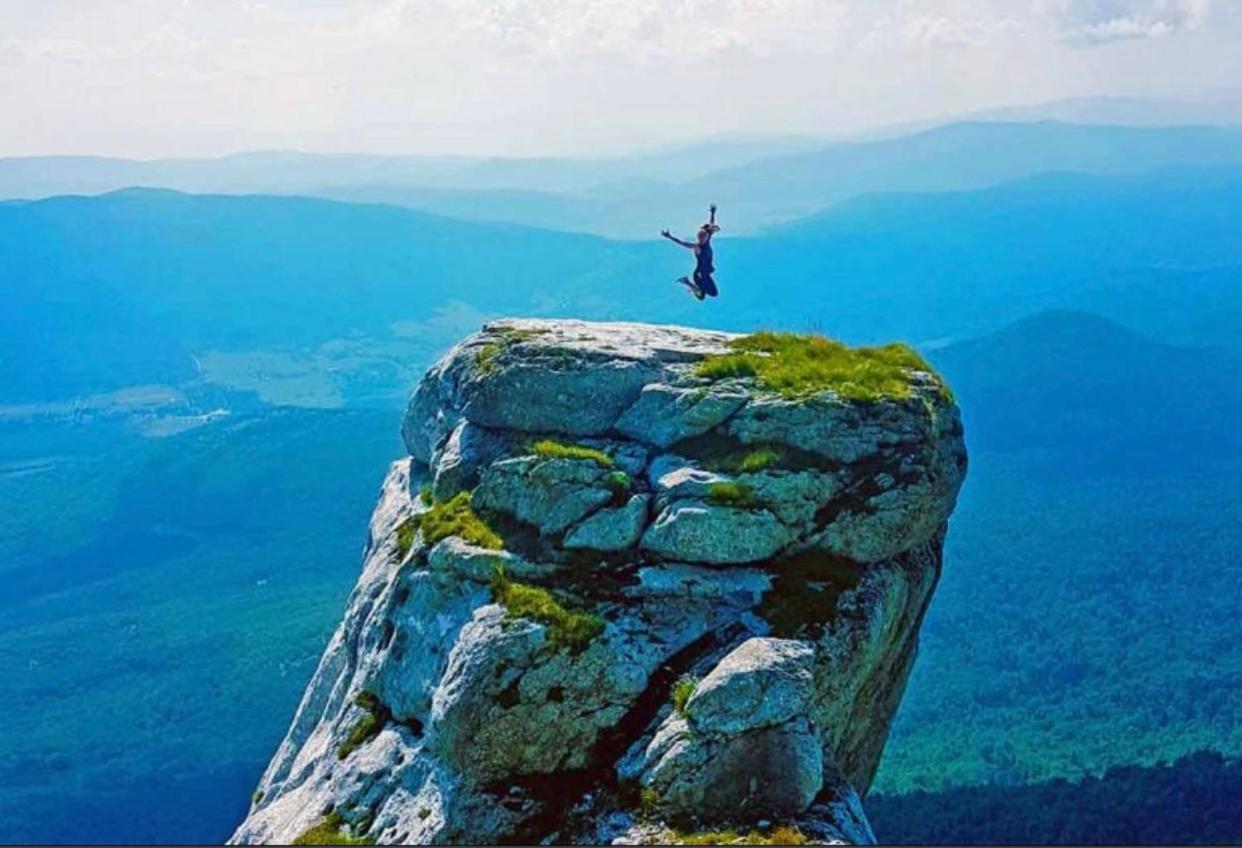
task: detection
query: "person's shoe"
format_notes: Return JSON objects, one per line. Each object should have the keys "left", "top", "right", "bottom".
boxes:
{"left": 676, "top": 276, "right": 701, "bottom": 298}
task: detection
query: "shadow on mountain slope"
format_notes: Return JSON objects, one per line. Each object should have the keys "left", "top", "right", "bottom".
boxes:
{"left": 869, "top": 750, "right": 1242, "bottom": 845}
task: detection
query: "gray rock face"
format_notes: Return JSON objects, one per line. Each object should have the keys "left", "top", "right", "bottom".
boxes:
{"left": 616, "top": 383, "right": 749, "bottom": 448}
{"left": 641, "top": 714, "right": 824, "bottom": 823}
{"left": 231, "top": 319, "right": 967, "bottom": 846}
{"left": 564, "top": 495, "right": 649, "bottom": 551}
{"left": 474, "top": 455, "right": 614, "bottom": 534}
{"left": 686, "top": 638, "right": 815, "bottom": 735}
{"left": 642, "top": 500, "right": 794, "bottom": 564}
{"left": 431, "top": 421, "right": 508, "bottom": 500}
{"left": 636, "top": 639, "right": 824, "bottom": 822}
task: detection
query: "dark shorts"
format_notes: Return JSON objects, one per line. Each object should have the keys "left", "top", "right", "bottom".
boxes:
{"left": 694, "top": 269, "right": 718, "bottom": 297}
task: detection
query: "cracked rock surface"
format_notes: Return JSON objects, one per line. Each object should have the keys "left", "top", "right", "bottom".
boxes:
{"left": 231, "top": 319, "right": 966, "bottom": 846}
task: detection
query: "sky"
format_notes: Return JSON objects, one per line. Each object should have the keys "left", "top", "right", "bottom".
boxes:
{"left": 1, "top": 0, "right": 1240, "bottom": 158}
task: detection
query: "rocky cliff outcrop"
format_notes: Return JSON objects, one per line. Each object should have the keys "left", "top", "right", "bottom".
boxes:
{"left": 231, "top": 319, "right": 966, "bottom": 846}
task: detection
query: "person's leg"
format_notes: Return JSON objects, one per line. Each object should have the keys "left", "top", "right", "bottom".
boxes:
{"left": 696, "top": 271, "right": 718, "bottom": 298}
{"left": 679, "top": 273, "right": 702, "bottom": 298}
{"left": 688, "top": 271, "right": 706, "bottom": 299}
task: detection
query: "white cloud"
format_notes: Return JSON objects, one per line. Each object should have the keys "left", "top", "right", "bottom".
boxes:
{"left": 861, "top": 5, "right": 1028, "bottom": 51}
{"left": 0, "top": 0, "right": 1238, "bottom": 157}
{"left": 1046, "top": 0, "right": 1214, "bottom": 42}
{"left": 398, "top": 0, "right": 855, "bottom": 62}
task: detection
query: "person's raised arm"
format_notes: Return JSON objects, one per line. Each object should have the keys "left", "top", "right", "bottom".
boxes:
{"left": 709, "top": 204, "right": 717, "bottom": 225}
{"left": 661, "top": 229, "right": 696, "bottom": 249}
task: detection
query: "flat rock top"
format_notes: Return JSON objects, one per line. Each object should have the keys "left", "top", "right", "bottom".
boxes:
{"left": 403, "top": 317, "right": 963, "bottom": 476}
{"left": 481, "top": 318, "right": 738, "bottom": 364}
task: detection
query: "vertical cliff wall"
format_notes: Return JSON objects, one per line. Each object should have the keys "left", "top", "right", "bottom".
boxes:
{"left": 231, "top": 319, "right": 966, "bottom": 846}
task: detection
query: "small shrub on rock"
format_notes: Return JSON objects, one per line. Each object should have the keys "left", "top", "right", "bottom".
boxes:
{"left": 490, "top": 567, "right": 604, "bottom": 652}
{"left": 529, "top": 438, "right": 615, "bottom": 469}
{"left": 394, "top": 518, "right": 417, "bottom": 559}
{"left": 671, "top": 824, "right": 808, "bottom": 845}
{"left": 671, "top": 675, "right": 698, "bottom": 717}
{"left": 474, "top": 341, "right": 505, "bottom": 375}
{"left": 337, "top": 691, "right": 388, "bottom": 760}
{"left": 418, "top": 492, "right": 503, "bottom": 550}
{"left": 292, "top": 809, "right": 375, "bottom": 845}
{"left": 706, "top": 481, "right": 760, "bottom": 509}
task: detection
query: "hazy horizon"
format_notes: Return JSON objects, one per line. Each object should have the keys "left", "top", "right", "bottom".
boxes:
{"left": 4, "top": 1, "right": 1242, "bottom": 159}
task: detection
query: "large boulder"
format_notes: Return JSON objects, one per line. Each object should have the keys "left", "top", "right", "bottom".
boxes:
{"left": 615, "top": 383, "right": 750, "bottom": 448}
{"left": 636, "top": 639, "right": 824, "bottom": 822}
{"left": 640, "top": 714, "right": 824, "bottom": 823}
{"left": 231, "top": 319, "right": 967, "bottom": 846}
{"left": 473, "top": 455, "right": 615, "bottom": 535}
{"left": 685, "top": 637, "right": 815, "bottom": 735}
{"left": 642, "top": 500, "right": 794, "bottom": 564}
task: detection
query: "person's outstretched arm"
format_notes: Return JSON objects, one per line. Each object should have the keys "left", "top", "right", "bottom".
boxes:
{"left": 703, "top": 205, "right": 720, "bottom": 242}
{"left": 661, "top": 229, "right": 696, "bottom": 249}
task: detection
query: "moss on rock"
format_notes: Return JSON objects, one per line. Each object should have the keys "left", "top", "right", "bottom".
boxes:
{"left": 671, "top": 675, "right": 698, "bottom": 717}
{"left": 291, "top": 810, "right": 375, "bottom": 846}
{"left": 706, "top": 481, "right": 761, "bottom": 509}
{"left": 697, "top": 330, "right": 950, "bottom": 403}
{"left": 418, "top": 492, "right": 503, "bottom": 550}
{"left": 337, "top": 691, "right": 387, "bottom": 760}
{"left": 490, "top": 566, "right": 604, "bottom": 652}
{"left": 529, "top": 438, "right": 616, "bottom": 469}
{"left": 667, "top": 824, "right": 809, "bottom": 845}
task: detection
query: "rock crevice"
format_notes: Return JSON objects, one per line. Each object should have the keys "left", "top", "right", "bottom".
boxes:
{"left": 231, "top": 319, "right": 966, "bottom": 846}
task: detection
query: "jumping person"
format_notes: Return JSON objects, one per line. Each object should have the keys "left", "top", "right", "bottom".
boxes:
{"left": 661, "top": 204, "right": 720, "bottom": 300}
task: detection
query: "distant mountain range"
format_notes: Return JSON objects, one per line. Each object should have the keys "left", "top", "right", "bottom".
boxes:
{"left": 4, "top": 163, "right": 1241, "bottom": 404}
{"left": 0, "top": 189, "right": 659, "bottom": 403}
{"left": 930, "top": 310, "right": 1242, "bottom": 461}
{"left": 959, "top": 93, "right": 1242, "bottom": 129}
{"left": 728, "top": 166, "right": 1242, "bottom": 343}
{"left": 6, "top": 122, "right": 1242, "bottom": 237}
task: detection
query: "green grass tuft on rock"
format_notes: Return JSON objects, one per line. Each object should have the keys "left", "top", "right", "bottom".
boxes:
{"left": 475, "top": 326, "right": 550, "bottom": 376}
{"left": 529, "top": 438, "right": 615, "bottom": 469}
{"left": 604, "top": 470, "right": 632, "bottom": 506}
{"left": 292, "top": 810, "right": 375, "bottom": 846}
{"left": 490, "top": 566, "right": 604, "bottom": 652}
{"left": 706, "top": 481, "right": 761, "bottom": 509}
{"left": 493, "top": 325, "right": 550, "bottom": 342}
{"left": 394, "top": 517, "right": 417, "bottom": 560}
{"left": 605, "top": 470, "right": 632, "bottom": 492}
{"left": 474, "top": 341, "right": 505, "bottom": 376}
{"left": 669, "top": 825, "right": 809, "bottom": 845}
{"left": 337, "top": 691, "right": 387, "bottom": 760}
{"left": 736, "top": 448, "right": 783, "bottom": 473}
{"left": 417, "top": 492, "right": 503, "bottom": 550}
{"left": 697, "top": 330, "right": 950, "bottom": 403}
{"left": 639, "top": 786, "right": 660, "bottom": 820}
{"left": 700, "top": 444, "right": 787, "bottom": 474}
{"left": 671, "top": 675, "right": 698, "bottom": 717}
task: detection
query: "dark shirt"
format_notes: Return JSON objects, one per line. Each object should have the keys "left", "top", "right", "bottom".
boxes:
{"left": 696, "top": 241, "right": 714, "bottom": 275}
